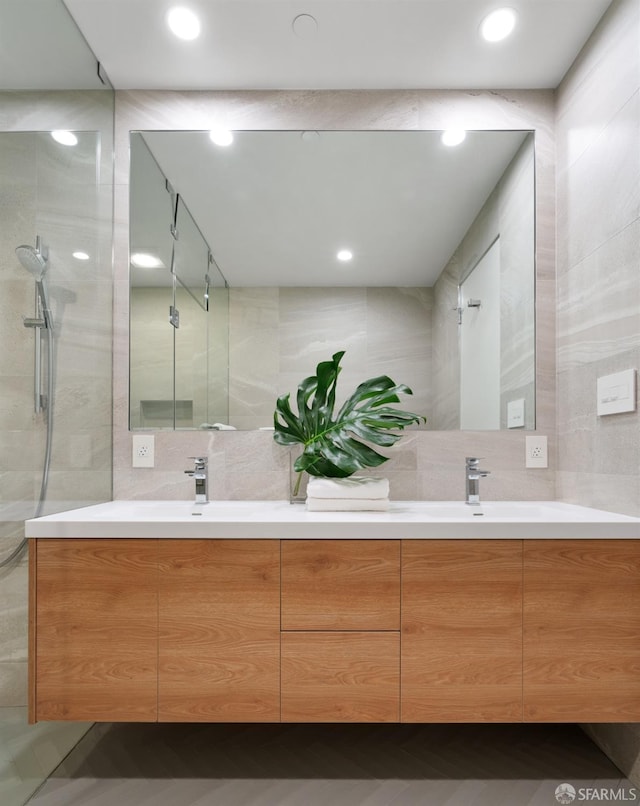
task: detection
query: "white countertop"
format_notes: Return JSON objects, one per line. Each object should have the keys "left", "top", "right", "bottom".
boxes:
{"left": 24, "top": 500, "right": 640, "bottom": 540}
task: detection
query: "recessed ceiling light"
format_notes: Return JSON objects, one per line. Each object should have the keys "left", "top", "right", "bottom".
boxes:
{"left": 480, "top": 8, "right": 517, "bottom": 42}
{"left": 131, "top": 252, "right": 164, "bottom": 269}
{"left": 72, "top": 251, "right": 90, "bottom": 261}
{"left": 166, "top": 6, "right": 201, "bottom": 40}
{"left": 51, "top": 130, "right": 78, "bottom": 146}
{"left": 337, "top": 249, "right": 353, "bottom": 262}
{"left": 209, "top": 129, "right": 234, "bottom": 147}
{"left": 441, "top": 129, "right": 467, "bottom": 147}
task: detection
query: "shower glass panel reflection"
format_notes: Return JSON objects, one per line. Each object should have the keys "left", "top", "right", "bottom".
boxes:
{"left": 129, "top": 133, "right": 229, "bottom": 430}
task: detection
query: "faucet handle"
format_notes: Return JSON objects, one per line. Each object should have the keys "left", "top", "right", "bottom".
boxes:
{"left": 189, "top": 456, "right": 208, "bottom": 467}
{"left": 465, "top": 456, "right": 482, "bottom": 465}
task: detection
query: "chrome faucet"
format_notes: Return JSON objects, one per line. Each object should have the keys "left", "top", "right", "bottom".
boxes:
{"left": 465, "top": 457, "right": 491, "bottom": 505}
{"left": 184, "top": 456, "right": 209, "bottom": 504}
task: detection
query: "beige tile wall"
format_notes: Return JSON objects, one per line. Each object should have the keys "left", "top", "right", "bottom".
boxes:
{"left": 556, "top": 0, "right": 640, "bottom": 517}
{"left": 555, "top": 0, "right": 640, "bottom": 786}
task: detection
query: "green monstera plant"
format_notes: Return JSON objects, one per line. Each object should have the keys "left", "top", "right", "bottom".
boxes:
{"left": 274, "top": 351, "right": 425, "bottom": 495}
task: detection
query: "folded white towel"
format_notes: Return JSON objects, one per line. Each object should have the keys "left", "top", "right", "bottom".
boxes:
{"left": 306, "top": 497, "right": 389, "bottom": 512}
{"left": 306, "top": 476, "right": 390, "bottom": 500}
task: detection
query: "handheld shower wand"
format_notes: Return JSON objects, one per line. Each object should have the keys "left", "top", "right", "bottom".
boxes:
{"left": 16, "top": 237, "right": 53, "bottom": 330}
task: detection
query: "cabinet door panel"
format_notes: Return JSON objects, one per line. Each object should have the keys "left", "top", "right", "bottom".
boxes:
{"left": 282, "top": 631, "right": 399, "bottom": 722}
{"left": 158, "top": 539, "right": 280, "bottom": 722}
{"left": 402, "top": 540, "right": 523, "bottom": 722}
{"left": 281, "top": 539, "right": 400, "bottom": 630}
{"left": 524, "top": 539, "right": 640, "bottom": 722}
{"left": 33, "top": 539, "right": 158, "bottom": 722}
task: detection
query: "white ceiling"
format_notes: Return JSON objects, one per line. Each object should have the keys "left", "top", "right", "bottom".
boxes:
{"left": 64, "top": 0, "right": 613, "bottom": 90}
{"left": 1, "top": 0, "right": 613, "bottom": 91}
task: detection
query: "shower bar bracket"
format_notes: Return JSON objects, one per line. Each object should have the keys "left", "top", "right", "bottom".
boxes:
{"left": 23, "top": 315, "right": 47, "bottom": 413}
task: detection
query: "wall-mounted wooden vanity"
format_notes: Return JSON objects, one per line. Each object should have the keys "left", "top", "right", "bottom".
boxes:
{"left": 27, "top": 500, "right": 640, "bottom": 725}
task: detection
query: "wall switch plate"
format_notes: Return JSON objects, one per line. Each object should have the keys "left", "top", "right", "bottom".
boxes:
{"left": 597, "top": 368, "right": 636, "bottom": 416}
{"left": 525, "top": 435, "right": 547, "bottom": 468}
{"left": 507, "top": 398, "right": 525, "bottom": 428}
{"left": 132, "top": 434, "right": 155, "bottom": 468}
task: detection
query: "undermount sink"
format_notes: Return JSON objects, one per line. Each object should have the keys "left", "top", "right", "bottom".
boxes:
{"left": 24, "top": 499, "right": 640, "bottom": 541}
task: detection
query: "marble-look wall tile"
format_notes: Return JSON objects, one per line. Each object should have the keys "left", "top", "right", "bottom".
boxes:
{"left": 0, "top": 662, "right": 27, "bottom": 706}
{"left": 557, "top": 221, "right": 640, "bottom": 369}
{"left": 0, "top": 132, "right": 37, "bottom": 187}
{"left": 556, "top": 0, "right": 640, "bottom": 509}
{"left": 556, "top": 0, "right": 640, "bottom": 785}
{"left": 586, "top": 724, "right": 640, "bottom": 790}
{"left": 557, "top": 93, "right": 640, "bottom": 272}
{"left": 0, "top": 563, "right": 27, "bottom": 663}
{"left": 556, "top": 0, "right": 640, "bottom": 170}
{"left": 557, "top": 348, "right": 640, "bottom": 477}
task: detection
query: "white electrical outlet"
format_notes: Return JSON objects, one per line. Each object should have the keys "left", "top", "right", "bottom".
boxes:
{"left": 525, "top": 435, "right": 548, "bottom": 469}
{"left": 132, "top": 434, "right": 155, "bottom": 468}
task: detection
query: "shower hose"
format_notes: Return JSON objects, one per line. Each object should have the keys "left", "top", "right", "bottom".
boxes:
{"left": 0, "top": 323, "right": 54, "bottom": 569}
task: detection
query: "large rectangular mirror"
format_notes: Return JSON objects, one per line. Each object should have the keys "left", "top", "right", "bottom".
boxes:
{"left": 129, "top": 129, "right": 535, "bottom": 431}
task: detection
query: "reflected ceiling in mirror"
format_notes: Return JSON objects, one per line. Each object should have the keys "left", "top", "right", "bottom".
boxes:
{"left": 134, "top": 129, "right": 529, "bottom": 287}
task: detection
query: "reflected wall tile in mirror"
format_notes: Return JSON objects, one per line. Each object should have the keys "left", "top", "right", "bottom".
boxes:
{"left": 229, "top": 288, "right": 279, "bottom": 427}
{"left": 278, "top": 287, "right": 367, "bottom": 371}
{"left": 365, "top": 287, "right": 432, "bottom": 422}
{"left": 431, "top": 259, "right": 460, "bottom": 431}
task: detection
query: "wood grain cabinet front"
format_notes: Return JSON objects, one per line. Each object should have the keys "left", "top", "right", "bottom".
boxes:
{"left": 158, "top": 539, "right": 280, "bottom": 722}
{"left": 31, "top": 536, "right": 640, "bottom": 725}
{"left": 281, "top": 539, "right": 400, "bottom": 630}
{"left": 281, "top": 539, "right": 401, "bottom": 721}
{"left": 523, "top": 539, "right": 640, "bottom": 722}
{"left": 30, "top": 538, "right": 159, "bottom": 723}
{"left": 281, "top": 631, "right": 400, "bottom": 722}
{"left": 402, "top": 540, "right": 523, "bottom": 723}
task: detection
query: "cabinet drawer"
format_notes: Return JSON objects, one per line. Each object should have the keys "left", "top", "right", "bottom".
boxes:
{"left": 281, "top": 539, "right": 400, "bottom": 630}
{"left": 281, "top": 631, "right": 400, "bottom": 722}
